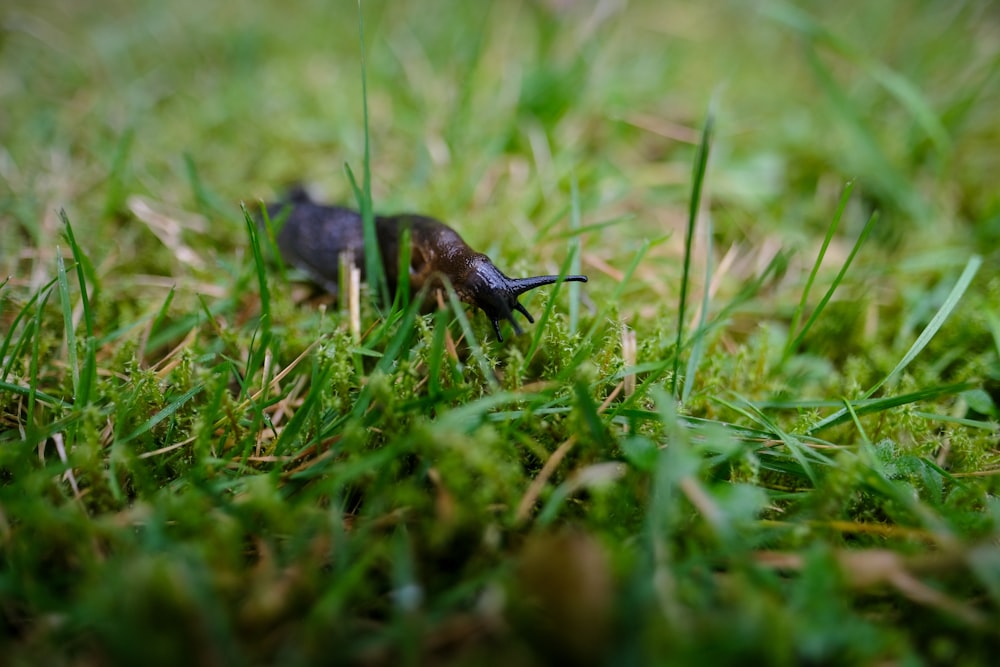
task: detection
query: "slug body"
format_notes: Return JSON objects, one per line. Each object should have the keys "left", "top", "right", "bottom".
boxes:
{"left": 267, "top": 189, "right": 587, "bottom": 341}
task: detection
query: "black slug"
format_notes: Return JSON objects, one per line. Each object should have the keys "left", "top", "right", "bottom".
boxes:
{"left": 266, "top": 189, "right": 588, "bottom": 341}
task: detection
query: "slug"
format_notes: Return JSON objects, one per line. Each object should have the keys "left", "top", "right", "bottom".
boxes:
{"left": 266, "top": 188, "right": 588, "bottom": 341}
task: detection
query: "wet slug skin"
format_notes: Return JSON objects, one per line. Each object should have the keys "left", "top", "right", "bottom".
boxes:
{"left": 266, "top": 188, "right": 587, "bottom": 341}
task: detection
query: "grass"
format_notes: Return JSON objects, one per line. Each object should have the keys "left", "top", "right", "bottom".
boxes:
{"left": 2, "top": 0, "right": 1000, "bottom": 664}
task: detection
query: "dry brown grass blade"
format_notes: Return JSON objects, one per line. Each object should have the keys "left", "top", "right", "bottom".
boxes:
{"left": 128, "top": 195, "right": 208, "bottom": 270}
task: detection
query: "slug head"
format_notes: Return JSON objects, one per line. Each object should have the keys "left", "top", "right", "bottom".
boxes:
{"left": 462, "top": 255, "right": 588, "bottom": 342}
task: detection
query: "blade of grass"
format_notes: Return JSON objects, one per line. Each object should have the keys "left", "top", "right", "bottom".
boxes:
{"left": 60, "top": 212, "right": 95, "bottom": 312}
{"left": 525, "top": 244, "right": 581, "bottom": 363}
{"left": 427, "top": 307, "right": 448, "bottom": 398}
{"left": 575, "top": 379, "right": 608, "bottom": 444}
{"left": 241, "top": 203, "right": 271, "bottom": 336}
{"left": 27, "top": 285, "right": 55, "bottom": 444}
{"left": 807, "top": 256, "right": 981, "bottom": 434}
{"left": 61, "top": 210, "right": 96, "bottom": 406}
{"left": 344, "top": 292, "right": 427, "bottom": 423}
{"left": 346, "top": 0, "right": 388, "bottom": 308}
{"left": 842, "top": 396, "right": 871, "bottom": 445}
{"left": 55, "top": 246, "right": 79, "bottom": 397}
{"left": 344, "top": 163, "right": 386, "bottom": 309}
{"left": 783, "top": 181, "right": 855, "bottom": 362}
{"left": 117, "top": 384, "right": 205, "bottom": 445}
{"left": 145, "top": 286, "right": 176, "bottom": 356}
{"left": 1, "top": 277, "right": 58, "bottom": 382}
{"left": 392, "top": 227, "right": 412, "bottom": 312}
{"left": 803, "top": 43, "right": 925, "bottom": 221}
{"left": 875, "top": 255, "right": 982, "bottom": 393}
{"left": 713, "top": 395, "right": 833, "bottom": 484}
{"left": 681, "top": 184, "right": 714, "bottom": 405}
{"left": 617, "top": 249, "right": 785, "bottom": 415}
{"left": 0, "top": 380, "right": 72, "bottom": 409}
{"left": 535, "top": 204, "right": 573, "bottom": 238}
{"left": 443, "top": 280, "right": 499, "bottom": 393}
{"left": 536, "top": 462, "right": 627, "bottom": 526}
{"left": 183, "top": 153, "right": 228, "bottom": 217}
{"left": 145, "top": 295, "right": 236, "bottom": 352}
{"left": 808, "top": 381, "right": 975, "bottom": 435}
{"left": 765, "top": 3, "right": 951, "bottom": 155}
{"left": 103, "top": 127, "right": 134, "bottom": 217}
{"left": 373, "top": 295, "right": 423, "bottom": 378}
{"left": 274, "top": 359, "right": 335, "bottom": 456}
{"left": 787, "top": 210, "right": 878, "bottom": 355}
{"left": 546, "top": 215, "right": 633, "bottom": 240}
{"left": 438, "top": 390, "right": 542, "bottom": 433}
{"left": 257, "top": 201, "right": 288, "bottom": 285}
{"left": 912, "top": 411, "right": 998, "bottom": 432}
{"left": 672, "top": 108, "right": 714, "bottom": 398}
{"left": 577, "top": 236, "right": 663, "bottom": 350}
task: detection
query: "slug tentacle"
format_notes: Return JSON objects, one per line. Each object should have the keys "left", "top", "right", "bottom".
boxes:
{"left": 265, "top": 189, "right": 588, "bottom": 341}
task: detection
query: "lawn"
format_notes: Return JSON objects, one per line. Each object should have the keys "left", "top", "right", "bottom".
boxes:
{"left": 2, "top": 0, "right": 999, "bottom": 664}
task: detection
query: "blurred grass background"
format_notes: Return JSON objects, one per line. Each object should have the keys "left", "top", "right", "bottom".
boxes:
{"left": 2, "top": 0, "right": 1000, "bottom": 664}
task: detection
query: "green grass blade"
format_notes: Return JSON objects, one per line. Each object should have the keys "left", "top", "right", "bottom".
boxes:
{"left": 0, "top": 380, "right": 72, "bottom": 409}
{"left": 183, "top": 153, "right": 228, "bottom": 217}
{"left": 103, "top": 127, "right": 134, "bottom": 217}
{"left": 392, "top": 226, "right": 412, "bottom": 312}
{"left": 436, "top": 390, "right": 527, "bottom": 433}
{"left": 580, "top": 236, "right": 661, "bottom": 346}
{"left": 61, "top": 210, "right": 96, "bottom": 405}
{"left": 373, "top": 297, "right": 423, "bottom": 377}
{"left": 713, "top": 395, "right": 833, "bottom": 484}
{"left": 241, "top": 202, "right": 271, "bottom": 337}
{"left": 238, "top": 206, "right": 275, "bottom": 414}
{"left": 787, "top": 210, "right": 878, "bottom": 355}
{"left": 872, "top": 255, "right": 982, "bottom": 394}
{"left": 55, "top": 246, "right": 79, "bottom": 396}
{"left": 444, "top": 281, "right": 498, "bottom": 393}
{"left": 1, "top": 277, "right": 58, "bottom": 382}
{"left": 842, "top": 396, "right": 871, "bottom": 445}
{"left": 804, "top": 44, "right": 925, "bottom": 221}
{"left": 547, "top": 215, "right": 633, "bottom": 240}
{"left": 345, "top": 162, "right": 387, "bottom": 309}
{"left": 783, "top": 181, "right": 854, "bottom": 362}
{"left": 26, "top": 286, "right": 55, "bottom": 441}
{"left": 118, "top": 384, "right": 205, "bottom": 445}
{"left": 672, "top": 108, "right": 714, "bottom": 398}
{"left": 346, "top": 294, "right": 426, "bottom": 422}
{"left": 807, "top": 256, "right": 981, "bottom": 434}
{"left": 60, "top": 209, "right": 96, "bottom": 337}
{"left": 427, "top": 308, "right": 448, "bottom": 398}
{"left": 681, "top": 186, "right": 713, "bottom": 405}
{"left": 808, "top": 381, "right": 975, "bottom": 435}
{"left": 912, "top": 411, "right": 998, "bottom": 432}
{"left": 347, "top": 1, "right": 388, "bottom": 309}
{"left": 525, "top": 244, "right": 581, "bottom": 363}
{"left": 619, "top": 249, "right": 785, "bottom": 413}
{"left": 147, "top": 286, "right": 176, "bottom": 352}
{"left": 575, "top": 379, "right": 607, "bottom": 444}
{"left": 764, "top": 3, "right": 951, "bottom": 155}
{"left": 256, "top": 200, "right": 288, "bottom": 285}
{"left": 275, "top": 361, "right": 335, "bottom": 456}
